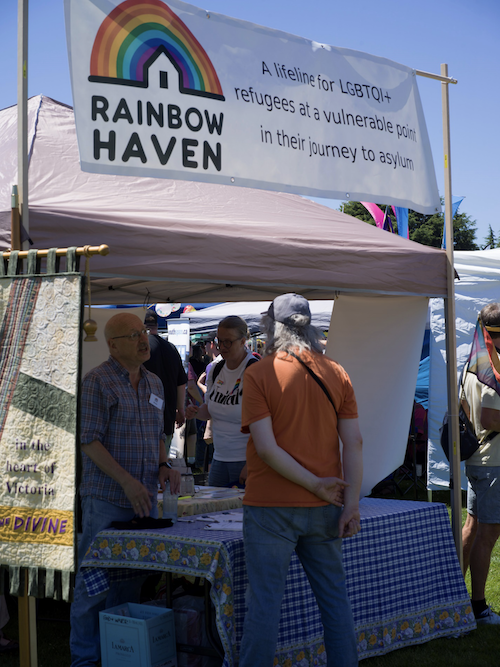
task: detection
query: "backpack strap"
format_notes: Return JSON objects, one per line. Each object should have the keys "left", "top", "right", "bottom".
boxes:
{"left": 211, "top": 355, "right": 259, "bottom": 384}
{"left": 286, "top": 350, "right": 337, "bottom": 417}
{"left": 211, "top": 359, "right": 226, "bottom": 383}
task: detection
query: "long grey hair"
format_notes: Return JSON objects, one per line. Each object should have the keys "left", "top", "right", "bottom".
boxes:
{"left": 261, "top": 313, "right": 324, "bottom": 355}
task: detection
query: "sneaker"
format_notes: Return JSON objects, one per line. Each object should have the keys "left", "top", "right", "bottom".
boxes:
{"left": 475, "top": 606, "right": 500, "bottom": 625}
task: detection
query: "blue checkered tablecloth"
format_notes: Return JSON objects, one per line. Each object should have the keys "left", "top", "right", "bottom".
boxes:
{"left": 81, "top": 498, "right": 474, "bottom": 665}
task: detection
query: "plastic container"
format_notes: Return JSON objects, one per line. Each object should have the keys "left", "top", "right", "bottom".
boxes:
{"left": 162, "top": 481, "right": 178, "bottom": 523}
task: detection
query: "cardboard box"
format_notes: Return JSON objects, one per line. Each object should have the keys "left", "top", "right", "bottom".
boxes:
{"left": 100, "top": 602, "right": 177, "bottom": 667}
{"left": 146, "top": 598, "right": 219, "bottom": 667}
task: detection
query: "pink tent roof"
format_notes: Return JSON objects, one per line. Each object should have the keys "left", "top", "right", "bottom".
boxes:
{"left": 0, "top": 95, "right": 447, "bottom": 304}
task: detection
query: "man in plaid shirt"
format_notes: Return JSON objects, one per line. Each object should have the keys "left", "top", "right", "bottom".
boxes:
{"left": 70, "top": 312, "right": 180, "bottom": 667}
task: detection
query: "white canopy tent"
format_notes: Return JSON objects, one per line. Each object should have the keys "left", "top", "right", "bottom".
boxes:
{"left": 187, "top": 300, "right": 335, "bottom": 334}
{"left": 428, "top": 249, "right": 500, "bottom": 490}
{"left": 0, "top": 95, "right": 449, "bottom": 496}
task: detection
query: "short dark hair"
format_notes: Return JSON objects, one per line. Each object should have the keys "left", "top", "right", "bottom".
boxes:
{"left": 144, "top": 310, "right": 157, "bottom": 326}
{"left": 480, "top": 303, "right": 500, "bottom": 339}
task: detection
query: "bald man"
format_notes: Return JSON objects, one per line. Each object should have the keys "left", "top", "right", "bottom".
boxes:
{"left": 70, "top": 313, "right": 180, "bottom": 667}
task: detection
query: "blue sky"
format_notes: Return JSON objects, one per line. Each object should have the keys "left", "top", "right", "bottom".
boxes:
{"left": 1, "top": 0, "right": 499, "bottom": 243}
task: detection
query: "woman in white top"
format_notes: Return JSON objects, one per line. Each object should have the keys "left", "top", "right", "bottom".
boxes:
{"left": 187, "top": 316, "right": 257, "bottom": 487}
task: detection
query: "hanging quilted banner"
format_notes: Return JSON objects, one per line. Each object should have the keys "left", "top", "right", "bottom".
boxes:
{"left": 0, "top": 249, "right": 82, "bottom": 582}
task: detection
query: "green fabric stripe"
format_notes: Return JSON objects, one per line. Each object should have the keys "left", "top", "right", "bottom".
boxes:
{"left": 0, "top": 277, "right": 42, "bottom": 435}
{"left": 11, "top": 373, "right": 77, "bottom": 435}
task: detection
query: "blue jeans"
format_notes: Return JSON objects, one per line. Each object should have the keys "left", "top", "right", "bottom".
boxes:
{"left": 70, "top": 497, "right": 158, "bottom": 667}
{"left": 207, "top": 458, "right": 245, "bottom": 487}
{"left": 239, "top": 505, "right": 358, "bottom": 667}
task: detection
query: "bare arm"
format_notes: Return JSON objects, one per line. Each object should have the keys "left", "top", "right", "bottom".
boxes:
{"left": 187, "top": 378, "right": 204, "bottom": 404}
{"left": 480, "top": 407, "right": 500, "bottom": 431}
{"left": 337, "top": 418, "right": 363, "bottom": 538}
{"left": 249, "top": 416, "right": 348, "bottom": 507}
{"left": 197, "top": 371, "right": 208, "bottom": 394}
{"left": 82, "top": 440, "right": 154, "bottom": 517}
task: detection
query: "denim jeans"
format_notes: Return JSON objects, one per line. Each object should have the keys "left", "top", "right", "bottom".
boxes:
{"left": 239, "top": 505, "right": 358, "bottom": 666}
{"left": 70, "top": 496, "right": 158, "bottom": 667}
{"left": 207, "top": 458, "right": 246, "bottom": 487}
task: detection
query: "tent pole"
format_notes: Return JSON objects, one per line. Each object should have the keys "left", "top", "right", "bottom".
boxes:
{"left": 17, "top": 3, "right": 38, "bottom": 667}
{"left": 441, "top": 63, "right": 462, "bottom": 566}
{"left": 18, "top": 0, "right": 29, "bottom": 245}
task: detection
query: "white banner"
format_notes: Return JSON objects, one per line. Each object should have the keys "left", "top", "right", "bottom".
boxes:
{"left": 65, "top": 0, "right": 440, "bottom": 213}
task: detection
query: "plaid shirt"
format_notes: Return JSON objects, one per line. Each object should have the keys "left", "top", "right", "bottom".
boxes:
{"left": 80, "top": 356, "right": 165, "bottom": 507}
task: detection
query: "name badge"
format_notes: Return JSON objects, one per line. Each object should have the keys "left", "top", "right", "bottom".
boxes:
{"left": 149, "top": 393, "right": 164, "bottom": 410}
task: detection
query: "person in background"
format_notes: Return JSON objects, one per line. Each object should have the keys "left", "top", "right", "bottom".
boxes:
{"left": 142, "top": 310, "right": 187, "bottom": 453}
{"left": 189, "top": 341, "right": 208, "bottom": 379}
{"left": 186, "top": 359, "right": 205, "bottom": 468}
{"left": 239, "top": 293, "right": 362, "bottom": 666}
{"left": 70, "top": 313, "right": 181, "bottom": 667}
{"left": 186, "top": 316, "right": 257, "bottom": 486}
{"left": 462, "top": 302, "right": 500, "bottom": 624}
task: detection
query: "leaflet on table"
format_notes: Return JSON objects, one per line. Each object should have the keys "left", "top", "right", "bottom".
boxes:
{"left": 204, "top": 522, "right": 242, "bottom": 532}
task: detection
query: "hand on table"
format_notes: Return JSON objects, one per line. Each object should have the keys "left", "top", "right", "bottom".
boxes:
{"left": 159, "top": 467, "right": 181, "bottom": 494}
{"left": 122, "top": 477, "right": 153, "bottom": 518}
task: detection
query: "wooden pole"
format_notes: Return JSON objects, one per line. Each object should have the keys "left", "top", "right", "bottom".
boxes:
{"left": 1, "top": 243, "right": 110, "bottom": 260}
{"left": 441, "top": 63, "right": 462, "bottom": 565}
{"left": 18, "top": 0, "right": 29, "bottom": 244}
{"left": 17, "top": 1, "right": 37, "bottom": 665}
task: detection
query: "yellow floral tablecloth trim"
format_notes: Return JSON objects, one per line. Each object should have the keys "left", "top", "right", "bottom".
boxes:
{"left": 264, "top": 602, "right": 475, "bottom": 665}
{"left": 354, "top": 601, "right": 475, "bottom": 659}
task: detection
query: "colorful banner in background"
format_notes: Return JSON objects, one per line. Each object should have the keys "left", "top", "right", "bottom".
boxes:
{"left": 64, "top": 0, "right": 441, "bottom": 214}
{"left": 0, "top": 273, "right": 81, "bottom": 572}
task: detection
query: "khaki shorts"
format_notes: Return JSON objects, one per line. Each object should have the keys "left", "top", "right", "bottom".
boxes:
{"left": 466, "top": 465, "right": 500, "bottom": 523}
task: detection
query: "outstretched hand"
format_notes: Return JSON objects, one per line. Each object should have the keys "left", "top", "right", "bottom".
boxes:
{"left": 185, "top": 405, "right": 198, "bottom": 420}
{"left": 313, "top": 476, "right": 349, "bottom": 507}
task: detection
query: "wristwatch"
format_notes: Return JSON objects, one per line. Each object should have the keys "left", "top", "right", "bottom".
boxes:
{"left": 159, "top": 461, "right": 172, "bottom": 469}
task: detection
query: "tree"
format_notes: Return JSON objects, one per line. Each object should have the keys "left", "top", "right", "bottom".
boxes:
{"left": 340, "top": 201, "right": 479, "bottom": 250}
{"left": 483, "top": 225, "right": 496, "bottom": 250}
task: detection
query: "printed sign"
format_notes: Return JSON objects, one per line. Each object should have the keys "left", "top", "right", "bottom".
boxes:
{"left": 65, "top": 0, "right": 440, "bottom": 213}
{"left": 0, "top": 274, "right": 81, "bottom": 571}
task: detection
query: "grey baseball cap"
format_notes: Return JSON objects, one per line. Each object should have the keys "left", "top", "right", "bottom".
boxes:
{"left": 266, "top": 293, "right": 311, "bottom": 324}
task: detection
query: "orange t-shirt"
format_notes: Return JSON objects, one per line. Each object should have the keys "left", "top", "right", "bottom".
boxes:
{"left": 241, "top": 350, "right": 358, "bottom": 507}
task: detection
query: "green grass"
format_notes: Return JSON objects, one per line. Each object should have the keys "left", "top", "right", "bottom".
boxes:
{"left": 2, "top": 486, "right": 499, "bottom": 666}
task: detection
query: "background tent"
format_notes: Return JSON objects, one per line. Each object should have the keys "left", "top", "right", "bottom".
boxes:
{"left": 0, "top": 95, "right": 449, "bottom": 497}
{"left": 187, "top": 300, "right": 335, "bottom": 334}
{"left": 428, "top": 249, "right": 500, "bottom": 490}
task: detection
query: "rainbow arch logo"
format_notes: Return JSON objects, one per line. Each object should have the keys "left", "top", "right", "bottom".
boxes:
{"left": 89, "top": 0, "right": 225, "bottom": 101}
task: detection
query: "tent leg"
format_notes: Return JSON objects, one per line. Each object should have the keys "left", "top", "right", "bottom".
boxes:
{"left": 441, "top": 63, "right": 462, "bottom": 568}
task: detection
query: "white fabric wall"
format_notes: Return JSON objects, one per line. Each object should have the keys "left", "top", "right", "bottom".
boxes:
{"left": 427, "top": 249, "right": 500, "bottom": 490}
{"left": 326, "top": 294, "right": 429, "bottom": 497}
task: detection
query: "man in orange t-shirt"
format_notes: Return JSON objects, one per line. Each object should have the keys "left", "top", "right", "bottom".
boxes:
{"left": 239, "top": 293, "right": 362, "bottom": 667}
